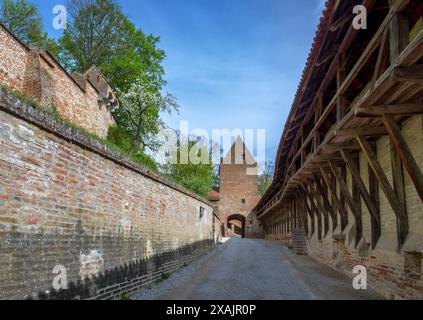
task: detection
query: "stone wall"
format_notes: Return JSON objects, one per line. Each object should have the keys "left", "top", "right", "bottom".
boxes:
{"left": 305, "top": 115, "right": 423, "bottom": 300}
{"left": 0, "top": 88, "right": 220, "bottom": 300}
{"left": 0, "top": 24, "right": 115, "bottom": 139}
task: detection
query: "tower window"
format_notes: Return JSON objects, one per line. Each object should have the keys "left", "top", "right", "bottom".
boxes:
{"left": 241, "top": 199, "right": 246, "bottom": 204}
{"left": 199, "top": 206, "right": 205, "bottom": 220}
{"left": 242, "top": 153, "right": 246, "bottom": 161}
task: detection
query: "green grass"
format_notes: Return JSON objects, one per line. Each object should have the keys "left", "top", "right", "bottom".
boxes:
{"left": 120, "top": 293, "right": 132, "bottom": 300}
{"left": 155, "top": 272, "right": 171, "bottom": 284}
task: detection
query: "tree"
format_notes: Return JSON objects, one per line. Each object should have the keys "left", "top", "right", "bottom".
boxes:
{"left": 115, "top": 79, "right": 179, "bottom": 156}
{"left": 258, "top": 161, "right": 274, "bottom": 196}
{"left": 0, "top": 0, "right": 60, "bottom": 55}
{"left": 60, "top": 0, "right": 166, "bottom": 92}
{"left": 161, "top": 136, "right": 216, "bottom": 197}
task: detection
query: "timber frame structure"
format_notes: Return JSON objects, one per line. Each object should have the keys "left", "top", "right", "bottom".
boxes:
{"left": 253, "top": 0, "right": 423, "bottom": 299}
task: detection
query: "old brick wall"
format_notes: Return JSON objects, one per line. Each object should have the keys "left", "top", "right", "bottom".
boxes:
{"left": 0, "top": 24, "right": 115, "bottom": 139}
{"left": 0, "top": 26, "right": 28, "bottom": 92}
{"left": 306, "top": 115, "right": 423, "bottom": 300}
{"left": 0, "top": 88, "right": 218, "bottom": 300}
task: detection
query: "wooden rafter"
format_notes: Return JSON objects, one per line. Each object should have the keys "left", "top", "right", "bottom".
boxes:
{"left": 356, "top": 136, "right": 408, "bottom": 247}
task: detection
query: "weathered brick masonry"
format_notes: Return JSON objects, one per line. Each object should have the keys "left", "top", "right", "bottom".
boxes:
{"left": 0, "top": 23, "right": 116, "bottom": 138}
{"left": 0, "top": 88, "right": 221, "bottom": 299}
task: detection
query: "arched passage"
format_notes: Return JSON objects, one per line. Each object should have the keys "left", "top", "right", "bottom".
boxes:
{"left": 227, "top": 214, "right": 246, "bottom": 238}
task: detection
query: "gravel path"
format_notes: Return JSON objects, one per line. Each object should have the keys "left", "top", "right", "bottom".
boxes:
{"left": 132, "top": 238, "right": 383, "bottom": 300}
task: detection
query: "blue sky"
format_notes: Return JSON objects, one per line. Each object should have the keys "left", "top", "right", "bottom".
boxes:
{"left": 31, "top": 0, "right": 325, "bottom": 164}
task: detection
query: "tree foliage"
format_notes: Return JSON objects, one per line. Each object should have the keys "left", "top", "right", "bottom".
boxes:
{"left": 161, "top": 136, "right": 216, "bottom": 197}
{"left": 60, "top": 0, "right": 166, "bottom": 92}
{"left": 258, "top": 161, "right": 274, "bottom": 196}
{"left": 116, "top": 79, "right": 179, "bottom": 155}
{"left": 107, "top": 125, "right": 158, "bottom": 171}
{"left": 0, "top": 0, "right": 60, "bottom": 55}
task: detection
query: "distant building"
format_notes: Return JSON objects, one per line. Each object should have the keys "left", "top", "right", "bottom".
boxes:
{"left": 208, "top": 137, "right": 264, "bottom": 238}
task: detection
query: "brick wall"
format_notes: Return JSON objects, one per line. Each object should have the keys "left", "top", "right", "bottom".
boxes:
{"left": 217, "top": 138, "right": 264, "bottom": 238}
{"left": 0, "top": 24, "right": 115, "bottom": 139}
{"left": 0, "top": 88, "right": 219, "bottom": 300}
{"left": 307, "top": 115, "right": 423, "bottom": 300}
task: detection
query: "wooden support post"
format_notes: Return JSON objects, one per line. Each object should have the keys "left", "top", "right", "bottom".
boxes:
{"left": 319, "top": 168, "right": 348, "bottom": 231}
{"left": 309, "top": 179, "right": 330, "bottom": 237}
{"left": 303, "top": 185, "right": 322, "bottom": 240}
{"left": 367, "top": 148, "right": 381, "bottom": 248}
{"left": 389, "top": 13, "right": 409, "bottom": 64}
{"left": 351, "top": 162, "right": 364, "bottom": 247}
{"left": 313, "top": 174, "right": 337, "bottom": 231}
{"left": 357, "top": 136, "right": 408, "bottom": 247}
{"left": 336, "top": 54, "right": 347, "bottom": 123}
{"left": 340, "top": 150, "right": 381, "bottom": 224}
{"left": 383, "top": 114, "right": 423, "bottom": 202}
{"left": 390, "top": 136, "right": 407, "bottom": 215}
{"left": 372, "top": 29, "right": 389, "bottom": 88}
{"left": 328, "top": 160, "right": 361, "bottom": 215}
{"left": 299, "top": 187, "right": 314, "bottom": 236}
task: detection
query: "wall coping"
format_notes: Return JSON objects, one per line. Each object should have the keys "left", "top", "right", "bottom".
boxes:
{"left": 0, "top": 87, "right": 218, "bottom": 212}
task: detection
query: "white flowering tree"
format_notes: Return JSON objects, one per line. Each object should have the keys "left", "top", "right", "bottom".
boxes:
{"left": 116, "top": 80, "right": 179, "bottom": 155}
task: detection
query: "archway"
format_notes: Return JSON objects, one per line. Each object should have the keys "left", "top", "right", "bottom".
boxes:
{"left": 227, "top": 214, "right": 246, "bottom": 238}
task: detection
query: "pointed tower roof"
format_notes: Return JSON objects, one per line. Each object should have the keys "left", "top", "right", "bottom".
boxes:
{"left": 222, "top": 136, "right": 256, "bottom": 166}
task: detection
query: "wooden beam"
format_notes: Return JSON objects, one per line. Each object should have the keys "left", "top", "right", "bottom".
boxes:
{"left": 319, "top": 168, "right": 348, "bottom": 230}
{"left": 340, "top": 150, "right": 380, "bottom": 224}
{"left": 357, "top": 136, "right": 408, "bottom": 247}
{"left": 390, "top": 136, "right": 407, "bottom": 216}
{"left": 309, "top": 179, "right": 329, "bottom": 236}
{"left": 366, "top": 142, "right": 381, "bottom": 248}
{"left": 284, "top": 0, "right": 406, "bottom": 179}
{"left": 315, "top": 49, "right": 337, "bottom": 67}
{"left": 391, "top": 64, "right": 423, "bottom": 83}
{"left": 311, "top": 176, "right": 337, "bottom": 232}
{"left": 372, "top": 29, "right": 389, "bottom": 89}
{"left": 355, "top": 103, "right": 423, "bottom": 117}
{"left": 334, "top": 127, "right": 388, "bottom": 138}
{"left": 328, "top": 160, "right": 361, "bottom": 216}
{"left": 383, "top": 115, "right": 423, "bottom": 202}
{"left": 389, "top": 13, "right": 410, "bottom": 64}
{"left": 302, "top": 185, "right": 322, "bottom": 240}
{"left": 330, "top": 11, "right": 354, "bottom": 32}
{"left": 322, "top": 142, "right": 361, "bottom": 152}
{"left": 312, "top": 154, "right": 342, "bottom": 162}
{"left": 299, "top": 187, "right": 314, "bottom": 235}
